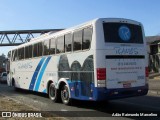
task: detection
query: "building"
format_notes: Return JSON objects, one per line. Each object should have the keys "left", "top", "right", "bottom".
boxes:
{"left": 146, "top": 36, "right": 160, "bottom": 72}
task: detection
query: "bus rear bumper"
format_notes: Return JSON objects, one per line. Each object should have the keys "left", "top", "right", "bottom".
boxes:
{"left": 68, "top": 81, "right": 148, "bottom": 101}
{"left": 94, "top": 84, "right": 148, "bottom": 101}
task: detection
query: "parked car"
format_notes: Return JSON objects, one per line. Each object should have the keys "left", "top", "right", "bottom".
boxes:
{"left": 0, "top": 72, "right": 7, "bottom": 83}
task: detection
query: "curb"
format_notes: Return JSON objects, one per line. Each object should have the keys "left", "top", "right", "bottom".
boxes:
{"left": 149, "top": 73, "right": 160, "bottom": 79}
{"left": 148, "top": 90, "right": 160, "bottom": 96}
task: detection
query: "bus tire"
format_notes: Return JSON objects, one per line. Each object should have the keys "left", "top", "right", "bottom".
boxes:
{"left": 61, "top": 84, "right": 72, "bottom": 105}
{"left": 49, "top": 83, "right": 60, "bottom": 102}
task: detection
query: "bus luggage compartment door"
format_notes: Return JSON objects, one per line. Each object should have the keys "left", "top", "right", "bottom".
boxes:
{"left": 106, "top": 56, "right": 146, "bottom": 89}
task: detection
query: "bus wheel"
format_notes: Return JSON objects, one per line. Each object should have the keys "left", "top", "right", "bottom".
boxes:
{"left": 49, "top": 83, "right": 59, "bottom": 102}
{"left": 61, "top": 84, "right": 72, "bottom": 105}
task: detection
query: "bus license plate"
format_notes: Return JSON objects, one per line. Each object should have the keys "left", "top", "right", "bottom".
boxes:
{"left": 123, "top": 83, "right": 131, "bottom": 88}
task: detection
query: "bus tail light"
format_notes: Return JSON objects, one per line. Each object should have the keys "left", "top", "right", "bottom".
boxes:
{"left": 97, "top": 68, "right": 106, "bottom": 80}
{"left": 145, "top": 67, "right": 149, "bottom": 77}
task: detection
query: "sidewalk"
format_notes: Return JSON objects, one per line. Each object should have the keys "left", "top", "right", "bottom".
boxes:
{"left": 149, "top": 72, "right": 160, "bottom": 79}
{"left": 148, "top": 72, "right": 160, "bottom": 96}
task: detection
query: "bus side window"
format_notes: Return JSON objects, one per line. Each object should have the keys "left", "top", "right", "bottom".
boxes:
{"left": 33, "top": 43, "right": 38, "bottom": 57}
{"left": 25, "top": 46, "right": 29, "bottom": 59}
{"left": 44, "top": 39, "right": 50, "bottom": 55}
{"left": 50, "top": 38, "right": 56, "bottom": 55}
{"left": 21, "top": 47, "right": 24, "bottom": 60}
{"left": 13, "top": 50, "right": 18, "bottom": 61}
{"left": 17, "top": 48, "right": 20, "bottom": 60}
{"left": 83, "top": 27, "right": 92, "bottom": 50}
{"left": 18, "top": 47, "right": 24, "bottom": 60}
{"left": 29, "top": 45, "right": 33, "bottom": 58}
{"left": 73, "top": 30, "right": 82, "bottom": 51}
{"left": 8, "top": 51, "right": 11, "bottom": 59}
{"left": 65, "top": 33, "right": 72, "bottom": 52}
{"left": 56, "top": 36, "right": 64, "bottom": 54}
{"left": 38, "top": 42, "right": 43, "bottom": 57}
{"left": 11, "top": 50, "right": 15, "bottom": 61}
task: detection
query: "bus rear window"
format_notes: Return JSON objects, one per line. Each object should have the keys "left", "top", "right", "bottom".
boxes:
{"left": 103, "top": 23, "right": 143, "bottom": 44}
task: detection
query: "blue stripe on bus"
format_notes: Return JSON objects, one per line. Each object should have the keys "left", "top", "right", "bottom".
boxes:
{"left": 34, "top": 56, "right": 51, "bottom": 91}
{"left": 42, "top": 89, "right": 47, "bottom": 93}
{"left": 29, "top": 57, "right": 46, "bottom": 90}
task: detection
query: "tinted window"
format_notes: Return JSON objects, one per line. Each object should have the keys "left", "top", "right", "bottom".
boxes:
{"left": 12, "top": 51, "right": 14, "bottom": 61}
{"left": 33, "top": 42, "right": 43, "bottom": 57}
{"left": 25, "top": 45, "right": 33, "bottom": 59}
{"left": 29, "top": 45, "right": 33, "bottom": 58}
{"left": 8, "top": 51, "right": 11, "bottom": 59}
{"left": 44, "top": 39, "right": 50, "bottom": 55}
{"left": 38, "top": 42, "right": 43, "bottom": 56}
{"left": 12, "top": 50, "right": 17, "bottom": 61}
{"left": 18, "top": 47, "right": 24, "bottom": 60}
{"left": 25, "top": 46, "right": 29, "bottom": 59}
{"left": 73, "top": 30, "right": 82, "bottom": 51}
{"left": 33, "top": 43, "right": 38, "bottom": 57}
{"left": 50, "top": 38, "right": 56, "bottom": 55}
{"left": 14, "top": 50, "right": 18, "bottom": 61}
{"left": 56, "top": 36, "right": 64, "bottom": 54}
{"left": 18, "top": 49, "right": 20, "bottom": 60}
{"left": 103, "top": 23, "right": 143, "bottom": 44}
{"left": 83, "top": 27, "right": 92, "bottom": 50}
{"left": 65, "top": 33, "right": 72, "bottom": 52}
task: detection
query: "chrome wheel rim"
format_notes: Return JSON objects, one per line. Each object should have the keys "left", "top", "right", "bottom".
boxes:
{"left": 61, "top": 86, "right": 69, "bottom": 103}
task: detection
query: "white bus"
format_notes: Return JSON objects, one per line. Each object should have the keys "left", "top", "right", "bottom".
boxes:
{"left": 7, "top": 18, "right": 148, "bottom": 105}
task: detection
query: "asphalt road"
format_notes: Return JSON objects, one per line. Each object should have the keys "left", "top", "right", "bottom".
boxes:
{"left": 0, "top": 81, "right": 160, "bottom": 120}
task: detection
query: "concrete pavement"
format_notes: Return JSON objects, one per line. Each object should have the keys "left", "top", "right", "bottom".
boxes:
{"left": 148, "top": 72, "right": 160, "bottom": 96}
{"left": 149, "top": 72, "right": 160, "bottom": 79}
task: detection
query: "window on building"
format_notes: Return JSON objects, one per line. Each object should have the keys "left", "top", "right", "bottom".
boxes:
{"left": 83, "top": 27, "right": 92, "bottom": 50}
{"left": 65, "top": 33, "right": 72, "bottom": 52}
{"left": 56, "top": 36, "right": 64, "bottom": 54}
{"left": 73, "top": 30, "right": 82, "bottom": 51}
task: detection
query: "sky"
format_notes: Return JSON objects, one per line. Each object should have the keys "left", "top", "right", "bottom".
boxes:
{"left": 0, "top": 0, "right": 160, "bottom": 56}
